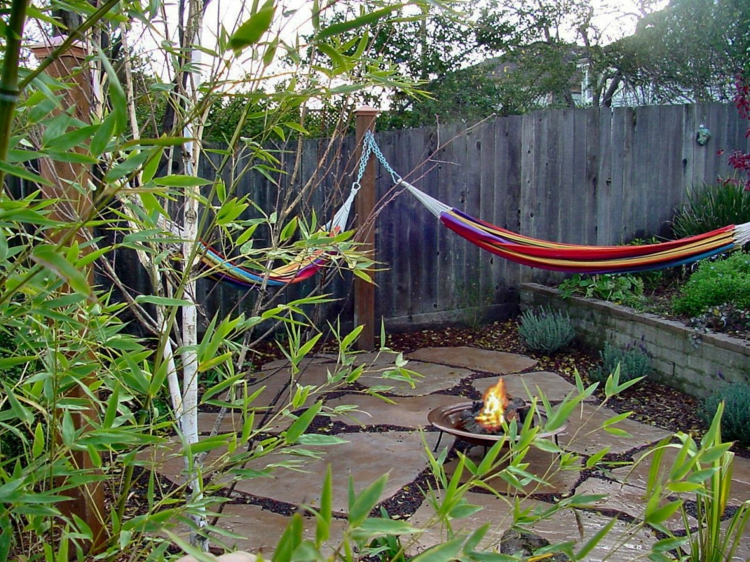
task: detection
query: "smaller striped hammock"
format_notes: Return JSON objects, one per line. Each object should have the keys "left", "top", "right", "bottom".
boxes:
{"left": 197, "top": 186, "right": 359, "bottom": 287}
{"left": 402, "top": 180, "right": 750, "bottom": 274}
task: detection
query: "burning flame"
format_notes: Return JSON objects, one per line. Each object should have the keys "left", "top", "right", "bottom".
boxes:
{"left": 475, "top": 378, "right": 509, "bottom": 431}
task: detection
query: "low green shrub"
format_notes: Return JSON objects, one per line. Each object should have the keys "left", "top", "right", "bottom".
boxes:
{"left": 558, "top": 273, "right": 645, "bottom": 307}
{"left": 700, "top": 383, "right": 750, "bottom": 444}
{"left": 672, "top": 252, "right": 750, "bottom": 317}
{"left": 517, "top": 307, "right": 575, "bottom": 354}
{"left": 591, "top": 341, "right": 651, "bottom": 384}
{"left": 672, "top": 180, "right": 750, "bottom": 240}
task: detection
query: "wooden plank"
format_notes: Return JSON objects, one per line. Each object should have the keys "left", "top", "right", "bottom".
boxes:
{"left": 582, "top": 107, "right": 599, "bottom": 245}
{"left": 681, "top": 103, "right": 697, "bottom": 196}
{"left": 503, "top": 114, "right": 524, "bottom": 291}
{"left": 659, "top": 106, "right": 684, "bottom": 238}
{"left": 478, "top": 120, "right": 497, "bottom": 309}
{"left": 537, "top": 109, "right": 559, "bottom": 286}
{"left": 596, "top": 106, "right": 613, "bottom": 245}
{"left": 558, "top": 108, "right": 576, "bottom": 245}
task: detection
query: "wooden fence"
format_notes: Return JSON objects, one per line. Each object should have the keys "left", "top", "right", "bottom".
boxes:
{"left": 107, "top": 103, "right": 750, "bottom": 333}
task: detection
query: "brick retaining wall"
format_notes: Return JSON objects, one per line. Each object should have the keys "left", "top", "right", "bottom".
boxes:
{"left": 519, "top": 283, "right": 750, "bottom": 398}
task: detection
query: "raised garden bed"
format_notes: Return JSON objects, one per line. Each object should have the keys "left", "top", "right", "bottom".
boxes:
{"left": 519, "top": 283, "right": 750, "bottom": 399}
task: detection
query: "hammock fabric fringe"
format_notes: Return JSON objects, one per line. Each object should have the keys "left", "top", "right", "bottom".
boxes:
{"left": 401, "top": 180, "right": 750, "bottom": 275}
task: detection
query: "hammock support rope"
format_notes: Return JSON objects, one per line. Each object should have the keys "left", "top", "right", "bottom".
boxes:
{"left": 361, "top": 131, "right": 750, "bottom": 275}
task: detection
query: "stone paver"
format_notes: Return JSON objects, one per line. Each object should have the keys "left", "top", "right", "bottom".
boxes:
{"left": 559, "top": 403, "right": 672, "bottom": 456}
{"left": 407, "top": 347, "right": 537, "bottom": 374}
{"left": 443, "top": 446, "right": 581, "bottom": 496}
{"left": 139, "top": 436, "right": 232, "bottom": 486}
{"left": 227, "top": 364, "right": 342, "bottom": 410}
{"left": 198, "top": 410, "right": 293, "bottom": 435}
{"left": 408, "top": 490, "right": 657, "bottom": 560}
{"left": 198, "top": 410, "right": 245, "bottom": 435}
{"left": 574, "top": 477, "right": 695, "bottom": 531}
{"left": 473, "top": 372, "right": 593, "bottom": 403}
{"left": 531, "top": 509, "right": 657, "bottom": 561}
{"left": 166, "top": 503, "right": 346, "bottom": 556}
{"left": 325, "top": 393, "right": 462, "bottom": 429}
{"left": 261, "top": 356, "right": 333, "bottom": 371}
{"left": 232, "top": 431, "right": 446, "bottom": 515}
{"left": 357, "top": 361, "right": 474, "bottom": 396}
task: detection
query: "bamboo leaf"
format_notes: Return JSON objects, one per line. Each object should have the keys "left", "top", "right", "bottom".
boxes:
{"left": 272, "top": 513, "right": 303, "bottom": 562}
{"left": 45, "top": 124, "right": 98, "bottom": 152}
{"left": 32, "top": 423, "right": 45, "bottom": 459}
{"left": 285, "top": 402, "right": 322, "bottom": 444}
{"left": 645, "top": 499, "right": 683, "bottom": 525}
{"left": 134, "top": 295, "right": 194, "bottom": 307}
{"left": 229, "top": 0, "right": 276, "bottom": 54}
{"left": 316, "top": 4, "right": 404, "bottom": 39}
{"left": 315, "top": 465, "right": 332, "bottom": 546}
{"left": 348, "top": 473, "right": 388, "bottom": 527}
{"left": 95, "top": 45, "right": 127, "bottom": 135}
{"left": 0, "top": 161, "right": 53, "bottom": 186}
{"left": 295, "top": 434, "right": 348, "bottom": 446}
{"left": 153, "top": 175, "right": 212, "bottom": 187}
{"left": 410, "top": 536, "right": 464, "bottom": 562}
{"left": 31, "top": 245, "right": 92, "bottom": 297}
{"left": 91, "top": 112, "right": 117, "bottom": 156}
{"left": 103, "top": 383, "right": 119, "bottom": 429}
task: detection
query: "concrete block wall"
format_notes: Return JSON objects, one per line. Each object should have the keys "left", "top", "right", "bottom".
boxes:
{"left": 519, "top": 283, "right": 750, "bottom": 398}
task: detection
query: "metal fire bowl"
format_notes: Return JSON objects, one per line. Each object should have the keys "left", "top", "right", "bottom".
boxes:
{"left": 428, "top": 402, "right": 568, "bottom": 448}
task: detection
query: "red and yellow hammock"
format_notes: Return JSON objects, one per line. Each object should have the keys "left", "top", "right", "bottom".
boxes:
{"left": 402, "top": 180, "right": 750, "bottom": 275}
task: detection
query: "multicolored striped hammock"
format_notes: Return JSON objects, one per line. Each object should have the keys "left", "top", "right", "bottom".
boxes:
{"left": 357, "top": 132, "right": 750, "bottom": 274}
{"left": 401, "top": 180, "right": 750, "bottom": 274}
{"left": 197, "top": 186, "right": 358, "bottom": 287}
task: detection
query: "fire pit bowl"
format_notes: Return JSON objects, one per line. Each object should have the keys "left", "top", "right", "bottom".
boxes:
{"left": 428, "top": 401, "right": 568, "bottom": 450}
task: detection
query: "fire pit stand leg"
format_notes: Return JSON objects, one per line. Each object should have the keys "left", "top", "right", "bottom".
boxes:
{"left": 433, "top": 431, "right": 444, "bottom": 452}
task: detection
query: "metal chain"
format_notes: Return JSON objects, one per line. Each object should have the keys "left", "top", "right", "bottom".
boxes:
{"left": 364, "top": 130, "right": 402, "bottom": 184}
{"left": 351, "top": 131, "right": 402, "bottom": 194}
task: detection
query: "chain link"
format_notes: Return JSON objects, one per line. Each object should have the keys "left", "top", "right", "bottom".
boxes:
{"left": 365, "top": 130, "right": 402, "bottom": 184}
{"left": 352, "top": 131, "right": 402, "bottom": 192}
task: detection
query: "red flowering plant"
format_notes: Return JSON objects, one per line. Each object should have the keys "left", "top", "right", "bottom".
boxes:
{"left": 729, "top": 76, "right": 750, "bottom": 190}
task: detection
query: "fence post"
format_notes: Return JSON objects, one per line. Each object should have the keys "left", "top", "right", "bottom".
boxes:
{"left": 30, "top": 38, "right": 106, "bottom": 553}
{"left": 354, "top": 106, "right": 379, "bottom": 350}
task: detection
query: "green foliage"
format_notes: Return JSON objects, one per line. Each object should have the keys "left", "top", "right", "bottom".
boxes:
{"left": 643, "top": 404, "right": 750, "bottom": 562}
{"left": 592, "top": 341, "right": 651, "bottom": 384}
{"left": 612, "top": 0, "right": 748, "bottom": 104}
{"left": 700, "top": 384, "right": 750, "bottom": 444}
{"left": 455, "top": 280, "right": 494, "bottom": 330}
{"left": 517, "top": 306, "right": 575, "bottom": 354}
{"left": 672, "top": 181, "right": 750, "bottom": 240}
{"left": 0, "top": 0, "right": 431, "bottom": 557}
{"left": 672, "top": 252, "right": 750, "bottom": 316}
{"left": 559, "top": 273, "right": 645, "bottom": 306}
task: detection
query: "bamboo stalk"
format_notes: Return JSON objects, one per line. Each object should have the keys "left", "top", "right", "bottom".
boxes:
{"left": 0, "top": 0, "right": 30, "bottom": 187}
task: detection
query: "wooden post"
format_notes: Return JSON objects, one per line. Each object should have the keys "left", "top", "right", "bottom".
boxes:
{"left": 353, "top": 106, "right": 379, "bottom": 350}
{"left": 30, "top": 38, "right": 106, "bottom": 553}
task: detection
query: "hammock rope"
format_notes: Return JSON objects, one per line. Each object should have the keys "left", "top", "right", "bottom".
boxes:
{"left": 361, "top": 131, "right": 750, "bottom": 274}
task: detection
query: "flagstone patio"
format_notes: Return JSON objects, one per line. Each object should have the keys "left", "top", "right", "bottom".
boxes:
{"left": 144, "top": 346, "right": 750, "bottom": 560}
